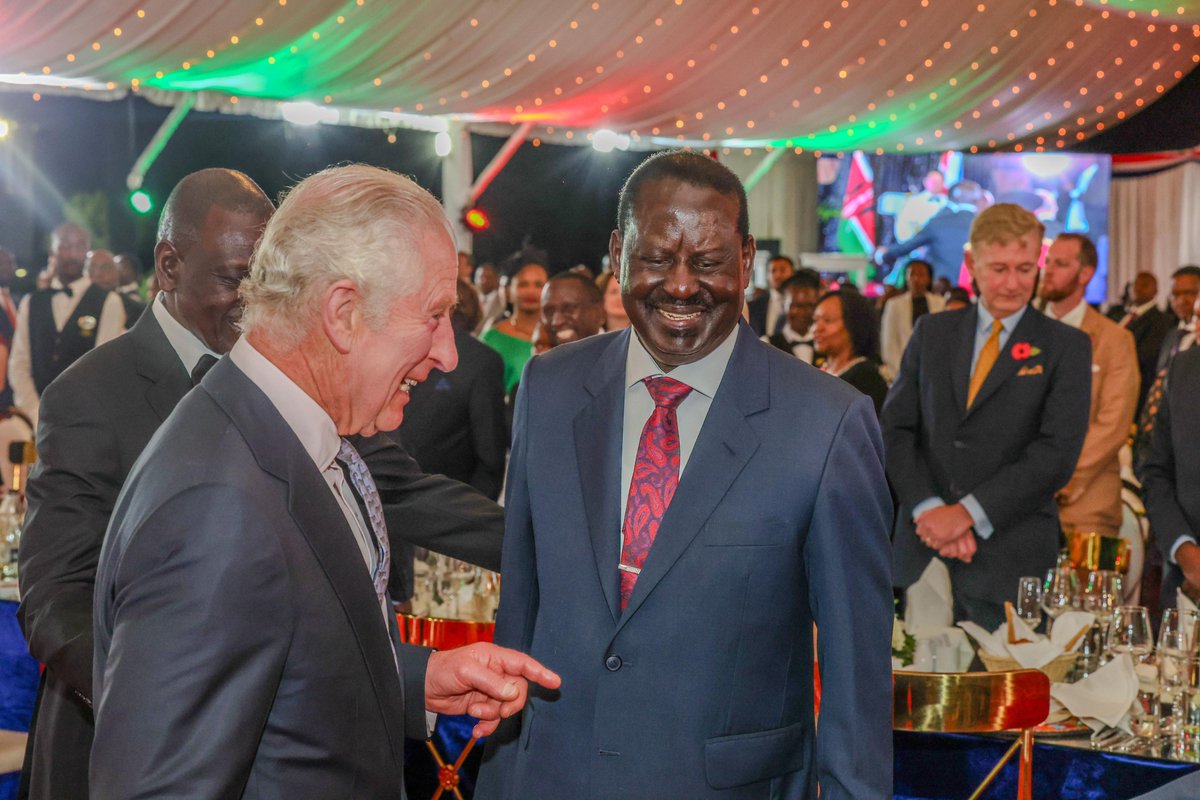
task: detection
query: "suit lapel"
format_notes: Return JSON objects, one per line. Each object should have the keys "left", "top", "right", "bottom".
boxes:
{"left": 574, "top": 331, "right": 630, "bottom": 624}
{"left": 201, "top": 359, "right": 409, "bottom": 776}
{"left": 130, "top": 307, "right": 192, "bottom": 422}
{"left": 951, "top": 307, "right": 977, "bottom": 416}
{"left": 615, "top": 325, "right": 765, "bottom": 633}
{"left": 965, "top": 305, "right": 1039, "bottom": 416}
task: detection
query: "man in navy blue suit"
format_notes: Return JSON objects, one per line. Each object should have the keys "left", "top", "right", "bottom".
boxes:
{"left": 478, "top": 152, "right": 894, "bottom": 799}
{"left": 883, "top": 204, "right": 1092, "bottom": 629}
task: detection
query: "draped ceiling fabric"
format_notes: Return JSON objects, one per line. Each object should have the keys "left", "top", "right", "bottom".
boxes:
{"left": 0, "top": 0, "right": 1197, "bottom": 154}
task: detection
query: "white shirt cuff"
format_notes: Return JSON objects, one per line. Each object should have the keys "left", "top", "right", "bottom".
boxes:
{"left": 426, "top": 711, "right": 438, "bottom": 736}
{"left": 1170, "top": 536, "right": 1197, "bottom": 565}
{"left": 960, "top": 494, "right": 994, "bottom": 540}
{"left": 912, "top": 497, "right": 945, "bottom": 520}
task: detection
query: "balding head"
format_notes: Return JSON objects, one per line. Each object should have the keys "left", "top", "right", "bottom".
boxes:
{"left": 158, "top": 169, "right": 275, "bottom": 255}
{"left": 155, "top": 169, "right": 274, "bottom": 354}
{"left": 85, "top": 249, "right": 119, "bottom": 290}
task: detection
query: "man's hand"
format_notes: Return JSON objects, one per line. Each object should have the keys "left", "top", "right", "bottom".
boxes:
{"left": 1176, "top": 542, "right": 1200, "bottom": 590}
{"left": 425, "top": 643, "right": 561, "bottom": 738}
{"left": 915, "top": 503, "right": 974, "bottom": 550}
{"left": 937, "top": 530, "right": 977, "bottom": 563}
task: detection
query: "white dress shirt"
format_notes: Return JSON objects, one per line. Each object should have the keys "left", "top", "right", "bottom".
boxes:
{"left": 1043, "top": 298, "right": 1088, "bottom": 330}
{"left": 761, "top": 325, "right": 816, "bottom": 365}
{"left": 9, "top": 275, "right": 126, "bottom": 420}
{"left": 765, "top": 289, "right": 785, "bottom": 335}
{"left": 619, "top": 326, "right": 738, "bottom": 526}
{"left": 151, "top": 292, "right": 219, "bottom": 375}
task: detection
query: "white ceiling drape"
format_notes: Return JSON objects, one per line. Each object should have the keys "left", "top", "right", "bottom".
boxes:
{"left": 0, "top": 1, "right": 1196, "bottom": 152}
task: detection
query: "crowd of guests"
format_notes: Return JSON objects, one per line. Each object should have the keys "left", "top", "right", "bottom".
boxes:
{"left": 0, "top": 151, "right": 1197, "bottom": 799}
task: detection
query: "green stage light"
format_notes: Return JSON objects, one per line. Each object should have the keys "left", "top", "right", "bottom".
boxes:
{"left": 129, "top": 190, "right": 154, "bottom": 215}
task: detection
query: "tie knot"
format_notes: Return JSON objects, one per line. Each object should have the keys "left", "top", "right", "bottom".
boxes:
{"left": 989, "top": 319, "right": 1003, "bottom": 337}
{"left": 644, "top": 376, "right": 693, "bottom": 408}
{"left": 337, "top": 438, "right": 362, "bottom": 468}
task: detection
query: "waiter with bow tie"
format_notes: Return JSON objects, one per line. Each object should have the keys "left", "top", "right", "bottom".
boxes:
{"left": 7, "top": 222, "right": 126, "bottom": 422}
{"left": 478, "top": 151, "right": 893, "bottom": 799}
{"left": 763, "top": 269, "right": 823, "bottom": 367}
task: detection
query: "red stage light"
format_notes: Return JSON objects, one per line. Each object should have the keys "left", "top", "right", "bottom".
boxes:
{"left": 463, "top": 207, "right": 490, "bottom": 232}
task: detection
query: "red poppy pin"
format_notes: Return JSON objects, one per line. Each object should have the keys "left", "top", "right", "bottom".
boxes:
{"left": 1011, "top": 342, "right": 1041, "bottom": 360}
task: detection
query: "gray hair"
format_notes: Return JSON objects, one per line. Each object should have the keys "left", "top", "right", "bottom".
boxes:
{"left": 240, "top": 164, "right": 453, "bottom": 349}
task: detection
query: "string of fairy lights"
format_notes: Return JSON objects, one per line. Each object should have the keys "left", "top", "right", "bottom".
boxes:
{"left": 1, "top": 0, "right": 1196, "bottom": 155}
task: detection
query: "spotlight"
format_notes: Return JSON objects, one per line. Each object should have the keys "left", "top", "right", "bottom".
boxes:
{"left": 591, "top": 128, "right": 630, "bottom": 153}
{"left": 129, "top": 190, "right": 154, "bottom": 215}
{"left": 434, "top": 131, "right": 452, "bottom": 157}
{"left": 463, "top": 207, "right": 490, "bottom": 232}
{"left": 280, "top": 101, "right": 339, "bottom": 126}
{"left": 0, "top": 119, "right": 10, "bottom": 139}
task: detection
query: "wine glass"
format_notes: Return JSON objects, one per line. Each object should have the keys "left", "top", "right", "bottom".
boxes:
{"left": 1158, "top": 609, "right": 1200, "bottom": 736}
{"left": 1016, "top": 576, "right": 1044, "bottom": 630}
{"left": 1042, "top": 564, "right": 1077, "bottom": 635}
{"left": 1110, "top": 606, "right": 1158, "bottom": 742}
{"left": 1082, "top": 571, "right": 1123, "bottom": 649}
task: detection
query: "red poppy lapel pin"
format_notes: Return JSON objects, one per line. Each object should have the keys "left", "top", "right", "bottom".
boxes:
{"left": 1010, "top": 342, "right": 1041, "bottom": 360}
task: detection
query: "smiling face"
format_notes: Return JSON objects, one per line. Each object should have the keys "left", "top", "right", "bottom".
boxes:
{"left": 540, "top": 278, "right": 604, "bottom": 347}
{"left": 812, "top": 295, "right": 852, "bottom": 359}
{"left": 512, "top": 263, "right": 548, "bottom": 313}
{"left": 612, "top": 178, "right": 753, "bottom": 369}
{"left": 966, "top": 232, "right": 1041, "bottom": 320}
{"left": 345, "top": 226, "right": 459, "bottom": 436}
{"left": 158, "top": 206, "right": 271, "bottom": 354}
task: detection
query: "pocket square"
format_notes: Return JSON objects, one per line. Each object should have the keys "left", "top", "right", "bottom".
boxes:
{"left": 1017, "top": 364, "right": 1044, "bottom": 377}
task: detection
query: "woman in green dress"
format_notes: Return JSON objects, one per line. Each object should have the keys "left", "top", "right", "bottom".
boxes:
{"left": 481, "top": 262, "right": 548, "bottom": 395}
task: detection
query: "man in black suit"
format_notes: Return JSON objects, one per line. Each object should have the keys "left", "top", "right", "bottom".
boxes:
{"left": 1140, "top": 346, "right": 1200, "bottom": 608}
{"left": 17, "top": 170, "right": 276, "bottom": 799}
{"left": 90, "top": 165, "right": 555, "bottom": 798}
{"left": 877, "top": 181, "right": 986, "bottom": 285}
{"left": 1114, "top": 270, "right": 1173, "bottom": 413}
{"left": 883, "top": 203, "right": 1092, "bottom": 629}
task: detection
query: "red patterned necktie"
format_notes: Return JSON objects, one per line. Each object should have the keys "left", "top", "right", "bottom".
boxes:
{"left": 619, "top": 375, "right": 693, "bottom": 610}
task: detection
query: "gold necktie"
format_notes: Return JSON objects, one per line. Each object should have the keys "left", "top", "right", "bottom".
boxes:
{"left": 967, "top": 320, "right": 1003, "bottom": 408}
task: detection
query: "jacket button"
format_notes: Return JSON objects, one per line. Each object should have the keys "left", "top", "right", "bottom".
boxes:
{"left": 604, "top": 655, "right": 622, "bottom": 672}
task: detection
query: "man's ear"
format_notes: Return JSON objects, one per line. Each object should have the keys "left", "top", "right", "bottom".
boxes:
{"left": 608, "top": 229, "right": 624, "bottom": 286}
{"left": 154, "top": 240, "right": 180, "bottom": 293}
{"left": 742, "top": 235, "right": 757, "bottom": 291}
{"left": 321, "top": 279, "right": 362, "bottom": 355}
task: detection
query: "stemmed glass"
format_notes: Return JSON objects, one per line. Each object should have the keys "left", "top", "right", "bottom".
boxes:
{"left": 1082, "top": 571, "right": 1123, "bottom": 651}
{"left": 1158, "top": 609, "right": 1200, "bottom": 737}
{"left": 1016, "top": 576, "right": 1044, "bottom": 630}
{"left": 1110, "top": 606, "right": 1157, "bottom": 743}
{"left": 1042, "top": 563, "right": 1078, "bottom": 635}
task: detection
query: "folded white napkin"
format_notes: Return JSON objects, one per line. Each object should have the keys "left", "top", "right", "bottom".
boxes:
{"left": 1050, "top": 653, "right": 1139, "bottom": 730}
{"left": 957, "top": 620, "right": 1007, "bottom": 657}
{"left": 957, "top": 611, "right": 1095, "bottom": 669}
{"left": 905, "top": 559, "right": 953, "bottom": 634}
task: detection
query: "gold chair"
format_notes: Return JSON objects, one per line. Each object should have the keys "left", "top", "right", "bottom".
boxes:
{"left": 894, "top": 669, "right": 1050, "bottom": 800}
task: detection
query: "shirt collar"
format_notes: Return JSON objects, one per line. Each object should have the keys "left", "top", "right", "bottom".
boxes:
{"left": 52, "top": 275, "right": 91, "bottom": 292}
{"left": 1043, "top": 298, "right": 1088, "bottom": 329}
{"left": 1130, "top": 300, "right": 1157, "bottom": 316}
{"left": 976, "top": 300, "right": 1027, "bottom": 336}
{"left": 781, "top": 324, "right": 812, "bottom": 343}
{"left": 228, "top": 337, "right": 341, "bottom": 473}
{"left": 152, "top": 292, "right": 220, "bottom": 374}
{"left": 624, "top": 324, "right": 739, "bottom": 399}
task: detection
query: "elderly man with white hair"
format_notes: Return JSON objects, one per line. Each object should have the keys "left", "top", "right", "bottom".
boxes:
{"left": 90, "top": 165, "right": 559, "bottom": 799}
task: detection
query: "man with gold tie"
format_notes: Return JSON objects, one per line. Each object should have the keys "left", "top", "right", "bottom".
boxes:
{"left": 883, "top": 203, "right": 1093, "bottom": 629}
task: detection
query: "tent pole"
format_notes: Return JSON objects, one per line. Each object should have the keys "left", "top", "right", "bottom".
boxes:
{"left": 126, "top": 94, "right": 195, "bottom": 191}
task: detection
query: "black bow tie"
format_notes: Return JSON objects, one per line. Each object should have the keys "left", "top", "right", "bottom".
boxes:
{"left": 52, "top": 286, "right": 73, "bottom": 298}
{"left": 190, "top": 354, "right": 219, "bottom": 386}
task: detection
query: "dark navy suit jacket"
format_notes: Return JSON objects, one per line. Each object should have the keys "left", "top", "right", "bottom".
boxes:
{"left": 884, "top": 305, "right": 1092, "bottom": 606}
{"left": 477, "top": 323, "right": 894, "bottom": 799}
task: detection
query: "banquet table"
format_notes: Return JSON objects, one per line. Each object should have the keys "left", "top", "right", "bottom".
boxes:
{"left": 893, "top": 730, "right": 1200, "bottom": 800}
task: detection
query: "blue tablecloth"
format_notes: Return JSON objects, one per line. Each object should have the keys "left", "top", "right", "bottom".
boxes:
{"left": 0, "top": 599, "right": 39, "bottom": 800}
{"left": 895, "top": 730, "right": 1200, "bottom": 800}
